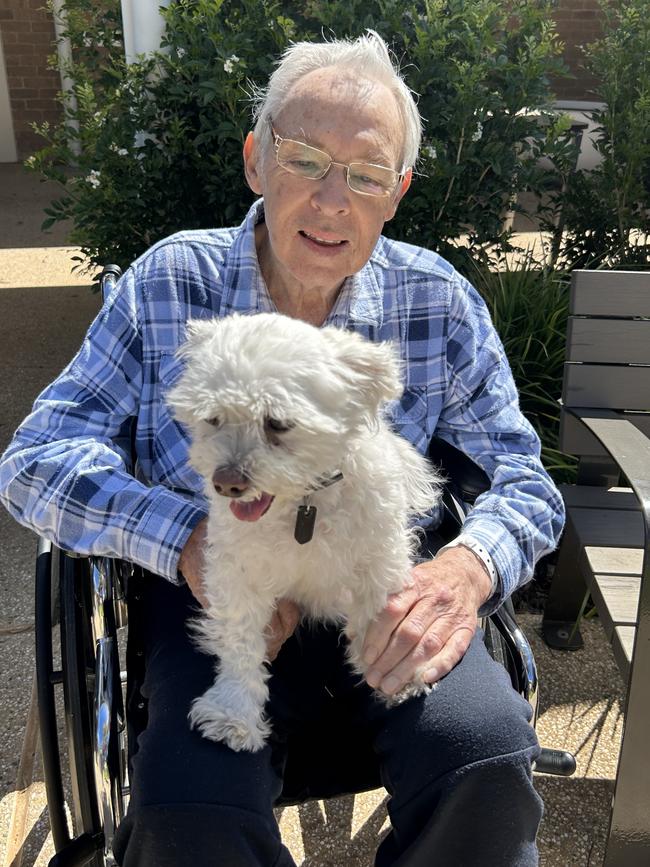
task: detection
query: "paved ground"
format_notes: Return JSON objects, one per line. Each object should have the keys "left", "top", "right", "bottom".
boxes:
{"left": 0, "top": 163, "right": 626, "bottom": 866}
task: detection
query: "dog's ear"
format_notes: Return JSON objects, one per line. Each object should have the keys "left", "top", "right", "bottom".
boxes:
{"left": 323, "top": 327, "right": 403, "bottom": 411}
{"left": 165, "top": 317, "right": 227, "bottom": 423}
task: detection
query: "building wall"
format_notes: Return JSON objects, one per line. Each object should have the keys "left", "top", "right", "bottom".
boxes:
{"left": 0, "top": 0, "right": 609, "bottom": 162}
{"left": 0, "top": 0, "right": 61, "bottom": 161}
{"left": 552, "top": 0, "right": 605, "bottom": 102}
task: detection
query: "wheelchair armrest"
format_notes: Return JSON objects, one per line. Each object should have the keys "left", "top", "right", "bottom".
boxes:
{"left": 428, "top": 436, "right": 490, "bottom": 505}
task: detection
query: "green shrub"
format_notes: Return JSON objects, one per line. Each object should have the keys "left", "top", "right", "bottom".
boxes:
{"left": 558, "top": 0, "right": 650, "bottom": 269}
{"left": 470, "top": 260, "right": 577, "bottom": 483}
{"left": 31, "top": 0, "right": 567, "bottom": 272}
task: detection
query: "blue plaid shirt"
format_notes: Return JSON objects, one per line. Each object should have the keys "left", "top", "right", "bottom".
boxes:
{"left": 0, "top": 200, "right": 563, "bottom": 611}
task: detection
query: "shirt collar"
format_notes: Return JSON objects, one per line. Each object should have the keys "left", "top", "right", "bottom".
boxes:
{"left": 220, "top": 198, "right": 384, "bottom": 328}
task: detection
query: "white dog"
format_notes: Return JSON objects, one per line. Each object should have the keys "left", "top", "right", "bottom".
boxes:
{"left": 167, "top": 312, "right": 442, "bottom": 752}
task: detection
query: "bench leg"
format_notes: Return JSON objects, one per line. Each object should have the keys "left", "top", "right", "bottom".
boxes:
{"left": 542, "top": 516, "right": 587, "bottom": 651}
{"left": 604, "top": 588, "right": 650, "bottom": 865}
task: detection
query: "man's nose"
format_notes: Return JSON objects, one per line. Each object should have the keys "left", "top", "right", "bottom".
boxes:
{"left": 212, "top": 467, "right": 250, "bottom": 497}
{"left": 311, "top": 164, "right": 351, "bottom": 215}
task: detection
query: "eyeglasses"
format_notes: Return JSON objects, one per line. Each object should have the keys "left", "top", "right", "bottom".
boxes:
{"left": 269, "top": 122, "right": 403, "bottom": 198}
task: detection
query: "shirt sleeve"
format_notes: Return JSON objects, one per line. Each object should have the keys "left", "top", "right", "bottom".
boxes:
{"left": 436, "top": 274, "right": 565, "bottom": 615}
{"left": 0, "top": 266, "right": 206, "bottom": 582}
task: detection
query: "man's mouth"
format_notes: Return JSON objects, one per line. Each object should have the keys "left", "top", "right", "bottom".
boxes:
{"left": 229, "top": 492, "right": 275, "bottom": 522}
{"left": 299, "top": 230, "right": 347, "bottom": 248}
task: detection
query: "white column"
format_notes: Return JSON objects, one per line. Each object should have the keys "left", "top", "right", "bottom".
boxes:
{"left": 0, "top": 32, "right": 17, "bottom": 162}
{"left": 120, "top": 0, "right": 172, "bottom": 63}
{"left": 51, "top": 0, "right": 80, "bottom": 157}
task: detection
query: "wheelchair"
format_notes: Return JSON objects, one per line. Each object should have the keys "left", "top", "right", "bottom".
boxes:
{"left": 34, "top": 267, "right": 576, "bottom": 867}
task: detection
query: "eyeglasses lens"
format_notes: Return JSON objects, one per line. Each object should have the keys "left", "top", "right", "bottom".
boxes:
{"left": 276, "top": 138, "right": 396, "bottom": 197}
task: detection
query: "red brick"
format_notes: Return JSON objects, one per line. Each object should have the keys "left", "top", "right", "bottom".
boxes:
{"left": 3, "top": 20, "right": 32, "bottom": 33}
{"left": 20, "top": 75, "right": 53, "bottom": 88}
{"left": 11, "top": 87, "right": 39, "bottom": 98}
{"left": 4, "top": 42, "right": 38, "bottom": 56}
{"left": 5, "top": 64, "right": 40, "bottom": 77}
{"left": 28, "top": 98, "right": 58, "bottom": 110}
{"left": 30, "top": 20, "right": 56, "bottom": 33}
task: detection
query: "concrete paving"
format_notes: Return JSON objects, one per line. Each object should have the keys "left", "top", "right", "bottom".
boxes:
{"left": 0, "top": 163, "right": 625, "bottom": 866}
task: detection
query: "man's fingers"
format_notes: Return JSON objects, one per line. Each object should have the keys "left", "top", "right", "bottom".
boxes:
{"left": 378, "top": 626, "right": 475, "bottom": 697}
{"left": 361, "top": 586, "right": 418, "bottom": 666}
{"left": 367, "top": 611, "right": 444, "bottom": 682}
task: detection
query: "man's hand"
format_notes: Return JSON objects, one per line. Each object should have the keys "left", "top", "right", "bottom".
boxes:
{"left": 178, "top": 518, "right": 209, "bottom": 606}
{"left": 178, "top": 518, "right": 300, "bottom": 660}
{"left": 361, "top": 546, "right": 493, "bottom": 697}
{"left": 264, "top": 599, "right": 302, "bottom": 661}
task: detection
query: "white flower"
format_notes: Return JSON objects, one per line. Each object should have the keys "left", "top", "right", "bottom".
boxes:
{"left": 423, "top": 144, "right": 437, "bottom": 161}
{"left": 223, "top": 54, "right": 240, "bottom": 73}
{"left": 86, "top": 170, "right": 101, "bottom": 188}
{"left": 24, "top": 155, "right": 36, "bottom": 169}
{"left": 177, "top": 47, "right": 186, "bottom": 58}
{"left": 83, "top": 35, "right": 92, "bottom": 48}
{"left": 118, "top": 148, "right": 128, "bottom": 156}
{"left": 471, "top": 122, "right": 483, "bottom": 142}
{"left": 109, "top": 143, "right": 128, "bottom": 156}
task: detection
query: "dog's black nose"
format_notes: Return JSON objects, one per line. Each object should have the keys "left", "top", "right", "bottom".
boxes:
{"left": 212, "top": 467, "right": 250, "bottom": 498}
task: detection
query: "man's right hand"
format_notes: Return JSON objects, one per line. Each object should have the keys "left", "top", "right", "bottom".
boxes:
{"left": 178, "top": 518, "right": 209, "bottom": 607}
{"left": 177, "top": 517, "right": 301, "bottom": 660}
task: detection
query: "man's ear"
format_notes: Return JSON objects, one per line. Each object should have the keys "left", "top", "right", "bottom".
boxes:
{"left": 385, "top": 167, "right": 412, "bottom": 222}
{"left": 243, "top": 131, "right": 263, "bottom": 195}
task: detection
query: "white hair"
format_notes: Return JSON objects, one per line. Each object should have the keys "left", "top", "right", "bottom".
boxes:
{"left": 251, "top": 31, "right": 422, "bottom": 171}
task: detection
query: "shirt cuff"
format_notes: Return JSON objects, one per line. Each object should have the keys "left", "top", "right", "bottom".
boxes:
{"left": 126, "top": 487, "right": 207, "bottom": 583}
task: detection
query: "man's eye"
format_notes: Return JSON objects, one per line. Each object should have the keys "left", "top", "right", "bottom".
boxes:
{"left": 290, "top": 158, "right": 319, "bottom": 171}
{"left": 265, "top": 417, "right": 293, "bottom": 433}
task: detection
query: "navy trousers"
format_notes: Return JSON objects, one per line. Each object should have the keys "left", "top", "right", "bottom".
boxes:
{"left": 112, "top": 574, "right": 543, "bottom": 866}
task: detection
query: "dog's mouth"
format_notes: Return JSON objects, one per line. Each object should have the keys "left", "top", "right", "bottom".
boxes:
{"left": 229, "top": 492, "right": 275, "bottom": 522}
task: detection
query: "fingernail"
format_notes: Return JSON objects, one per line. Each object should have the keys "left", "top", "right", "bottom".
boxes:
{"left": 424, "top": 667, "right": 439, "bottom": 683}
{"left": 363, "top": 645, "right": 379, "bottom": 666}
{"left": 382, "top": 676, "right": 399, "bottom": 695}
{"left": 366, "top": 668, "right": 381, "bottom": 688}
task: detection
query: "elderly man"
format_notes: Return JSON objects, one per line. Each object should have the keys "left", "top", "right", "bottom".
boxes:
{"left": 0, "top": 32, "right": 563, "bottom": 867}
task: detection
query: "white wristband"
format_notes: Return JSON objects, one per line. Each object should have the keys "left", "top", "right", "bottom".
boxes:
{"left": 436, "top": 535, "right": 499, "bottom": 597}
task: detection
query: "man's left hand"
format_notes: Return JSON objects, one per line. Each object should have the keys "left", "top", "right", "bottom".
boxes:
{"left": 361, "top": 546, "right": 493, "bottom": 697}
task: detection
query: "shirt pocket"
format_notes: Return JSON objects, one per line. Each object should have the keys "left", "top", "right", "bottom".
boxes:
{"left": 385, "top": 385, "right": 430, "bottom": 454}
{"left": 151, "top": 354, "right": 203, "bottom": 494}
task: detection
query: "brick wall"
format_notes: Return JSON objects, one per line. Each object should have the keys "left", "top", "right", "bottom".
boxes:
{"left": 0, "top": 0, "right": 61, "bottom": 160}
{"left": 551, "top": 0, "right": 605, "bottom": 102}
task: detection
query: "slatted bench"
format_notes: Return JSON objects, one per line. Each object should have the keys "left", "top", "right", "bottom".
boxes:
{"left": 541, "top": 269, "right": 650, "bottom": 866}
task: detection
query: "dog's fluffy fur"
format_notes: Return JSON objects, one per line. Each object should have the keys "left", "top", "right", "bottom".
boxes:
{"left": 167, "top": 313, "right": 442, "bottom": 752}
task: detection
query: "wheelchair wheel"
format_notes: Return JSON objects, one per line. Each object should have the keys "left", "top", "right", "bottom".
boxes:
{"left": 36, "top": 543, "right": 129, "bottom": 866}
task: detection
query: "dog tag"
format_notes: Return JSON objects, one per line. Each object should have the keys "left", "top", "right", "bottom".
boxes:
{"left": 294, "top": 503, "right": 317, "bottom": 544}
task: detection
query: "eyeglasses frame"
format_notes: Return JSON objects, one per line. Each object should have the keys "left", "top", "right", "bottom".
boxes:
{"left": 268, "top": 120, "right": 405, "bottom": 199}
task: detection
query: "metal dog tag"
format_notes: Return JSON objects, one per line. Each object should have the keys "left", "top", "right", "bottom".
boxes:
{"left": 294, "top": 503, "right": 317, "bottom": 544}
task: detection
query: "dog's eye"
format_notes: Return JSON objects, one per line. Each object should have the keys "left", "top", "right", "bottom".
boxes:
{"left": 264, "top": 417, "right": 293, "bottom": 434}
{"left": 205, "top": 416, "right": 221, "bottom": 428}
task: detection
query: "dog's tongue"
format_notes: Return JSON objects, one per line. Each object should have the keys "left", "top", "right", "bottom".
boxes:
{"left": 229, "top": 493, "right": 274, "bottom": 522}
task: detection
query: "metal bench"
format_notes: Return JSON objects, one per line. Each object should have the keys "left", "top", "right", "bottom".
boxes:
{"left": 542, "top": 269, "right": 650, "bottom": 866}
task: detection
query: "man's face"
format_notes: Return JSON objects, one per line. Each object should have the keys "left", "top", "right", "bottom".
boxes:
{"left": 244, "top": 68, "right": 410, "bottom": 299}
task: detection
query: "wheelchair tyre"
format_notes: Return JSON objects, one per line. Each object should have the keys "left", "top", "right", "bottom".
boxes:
{"left": 57, "top": 553, "right": 128, "bottom": 865}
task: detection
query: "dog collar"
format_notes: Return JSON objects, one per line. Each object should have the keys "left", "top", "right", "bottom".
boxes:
{"left": 294, "top": 471, "right": 344, "bottom": 544}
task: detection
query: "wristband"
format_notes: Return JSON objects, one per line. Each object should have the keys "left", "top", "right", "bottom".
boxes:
{"left": 436, "top": 535, "right": 499, "bottom": 597}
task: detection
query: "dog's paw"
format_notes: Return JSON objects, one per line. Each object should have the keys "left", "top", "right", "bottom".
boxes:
{"left": 381, "top": 680, "right": 435, "bottom": 707}
{"left": 189, "top": 693, "right": 270, "bottom": 752}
